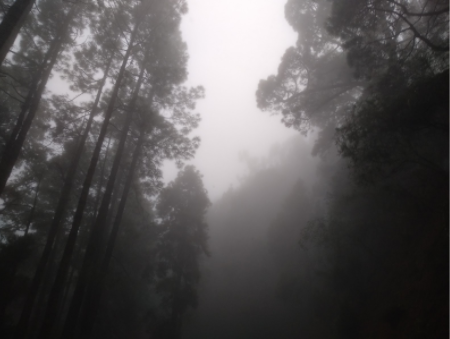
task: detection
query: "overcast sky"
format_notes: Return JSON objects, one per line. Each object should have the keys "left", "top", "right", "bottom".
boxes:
{"left": 164, "top": 0, "right": 299, "bottom": 200}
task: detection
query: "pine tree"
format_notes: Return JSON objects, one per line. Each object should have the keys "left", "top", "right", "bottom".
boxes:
{"left": 0, "top": 0, "right": 85, "bottom": 197}
{"left": 153, "top": 166, "right": 210, "bottom": 339}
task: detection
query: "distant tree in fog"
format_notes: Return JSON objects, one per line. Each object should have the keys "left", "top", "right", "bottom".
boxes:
{"left": 151, "top": 166, "right": 210, "bottom": 339}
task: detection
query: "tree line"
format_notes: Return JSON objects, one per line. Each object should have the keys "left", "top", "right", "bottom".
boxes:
{"left": 255, "top": 0, "right": 448, "bottom": 337}
{"left": 184, "top": 2, "right": 448, "bottom": 336}
{"left": 0, "top": 1, "right": 210, "bottom": 338}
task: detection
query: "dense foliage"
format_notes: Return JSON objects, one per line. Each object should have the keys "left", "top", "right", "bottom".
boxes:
{"left": 254, "top": 0, "right": 449, "bottom": 338}
{"left": 0, "top": 1, "right": 209, "bottom": 338}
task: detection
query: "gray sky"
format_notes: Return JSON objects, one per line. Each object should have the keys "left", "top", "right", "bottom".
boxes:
{"left": 164, "top": 0, "right": 299, "bottom": 200}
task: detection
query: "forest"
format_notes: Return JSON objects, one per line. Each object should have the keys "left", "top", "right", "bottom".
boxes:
{"left": 0, "top": 0, "right": 448, "bottom": 338}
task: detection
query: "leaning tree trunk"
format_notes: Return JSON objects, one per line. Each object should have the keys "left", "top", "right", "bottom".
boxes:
{"left": 60, "top": 50, "right": 148, "bottom": 339}
{"left": 0, "top": 6, "right": 75, "bottom": 198}
{"left": 80, "top": 125, "right": 147, "bottom": 337}
{"left": 0, "top": 0, "right": 35, "bottom": 66}
{"left": 103, "top": 157, "right": 129, "bottom": 237}
{"left": 24, "top": 178, "right": 40, "bottom": 235}
{"left": 36, "top": 20, "right": 141, "bottom": 339}
{"left": 13, "top": 52, "right": 112, "bottom": 339}
{"left": 92, "top": 137, "right": 112, "bottom": 219}
{"left": 27, "top": 224, "right": 63, "bottom": 338}
{"left": 12, "top": 10, "right": 78, "bottom": 339}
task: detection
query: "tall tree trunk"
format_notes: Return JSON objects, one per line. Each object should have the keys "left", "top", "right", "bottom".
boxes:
{"left": 27, "top": 225, "right": 63, "bottom": 339}
{"left": 0, "top": 237, "right": 32, "bottom": 327}
{"left": 0, "top": 0, "right": 35, "bottom": 66}
{"left": 13, "top": 51, "right": 112, "bottom": 339}
{"left": 170, "top": 268, "right": 183, "bottom": 339}
{"left": 0, "top": 6, "right": 75, "bottom": 198}
{"left": 24, "top": 178, "right": 41, "bottom": 235}
{"left": 93, "top": 137, "right": 112, "bottom": 219}
{"left": 36, "top": 20, "right": 141, "bottom": 339}
{"left": 101, "top": 163, "right": 125, "bottom": 242}
{"left": 60, "top": 51, "right": 148, "bottom": 339}
{"left": 59, "top": 206, "right": 94, "bottom": 321}
{"left": 80, "top": 126, "right": 146, "bottom": 337}
{"left": 6, "top": 33, "right": 55, "bottom": 148}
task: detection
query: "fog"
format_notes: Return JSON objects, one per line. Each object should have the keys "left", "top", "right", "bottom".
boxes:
{"left": 0, "top": 0, "right": 447, "bottom": 338}
{"left": 165, "top": 0, "right": 298, "bottom": 200}
{"left": 183, "top": 136, "right": 321, "bottom": 338}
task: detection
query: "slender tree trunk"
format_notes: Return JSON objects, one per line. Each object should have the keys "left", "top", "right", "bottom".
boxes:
{"left": 60, "top": 51, "right": 148, "bottom": 339}
{"left": 27, "top": 226, "right": 62, "bottom": 339}
{"left": 58, "top": 207, "right": 93, "bottom": 322}
{"left": 93, "top": 137, "right": 112, "bottom": 219}
{"left": 27, "top": 269, "right": 50, "bottom": 339}
{"left": 12, "top": 10, "right": 77, "bottom": 339}
{"left": 0, "top": 238, "right": 29, "bottom": 327}
{"left": 0, "top": 7, "right": 75, "bottom": 198}
{"left": 13, "top": 51, "right": 111, "bottom": 339}
{"left": 80, "top": 126, "right": 146, "bottom": 337}
{"left": 6, "top": 33, "right": 55, "bottom": 147}
{"left": 0, "top": 0, "right": 35, "bottom": 66}
{"left": 102, "top": 163, "right": 125, "bottom": 240}
{"left": 24, "top": 179, "right": 40, "bottom": 235}
{"left": 36, "top": 20, "right": 141, "bottom": 339}
{"left": 59, "top": 264, "right": 74, "bottom": 317}
{"left": 0, "top": 42, "right": 53, "bottom": 197}
{"left": 170, "top": 268, "right": 183, "bottom": 339}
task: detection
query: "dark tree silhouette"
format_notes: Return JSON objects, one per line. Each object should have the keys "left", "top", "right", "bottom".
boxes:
{"left": 0, "top": 0, "right": 35, "bottom": 65}
{"left": 152, "top": 166, "right": 210, "bottom": 339}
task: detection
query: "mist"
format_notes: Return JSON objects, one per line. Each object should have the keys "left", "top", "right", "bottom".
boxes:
{"left": 0, "top": 0, "right": 447, "bottom": 338}
{"left": 164, "top": 0, "right": 298, "bottom": 200}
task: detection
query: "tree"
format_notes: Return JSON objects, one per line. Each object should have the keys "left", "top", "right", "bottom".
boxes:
{"left": 58, "top": 6, "right": 191, "bottom": 339}
{"left": 0, "top": 235, "right": 35, "bottom": 333}
{"left": 0, "top": 0, "right": 35, "bottom": 65}
{"left": 152, "top": 166, "right": 210, "bottom": 339}
{"left": 325, "top": 0, "right": 449, "bottom": 185}
{"left": 255, "top": 1, "right": 449, "bottom": 337}
{"left": 257, "top": 0, "right": 448, "bottom": 156}
{"left": 0, "top": 0, "right": 89, "bottom": 197}
{"left": 327, "top": 0, "right": 449, "bottom": 77}
{"left": 11, "top": 1, "right": 118, "bottom": 336}
{"left": 256, "top": 0, "right": 361, "bottom": 139}
{"left": 33, "top": 4, "right": 146, "bottom": 336}
{"left": 0, "top": 0, "right": 204, "bottom": 338}
{"left": 337, "top": 69, "right": 449, "bottom": 184}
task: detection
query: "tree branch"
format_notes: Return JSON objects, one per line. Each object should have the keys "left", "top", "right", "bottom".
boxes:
{"left": 372, "top": 7, "right": 449, "bottom": 51}
{"left": 386, "top": 0, "right": 449, "bottom": 17}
